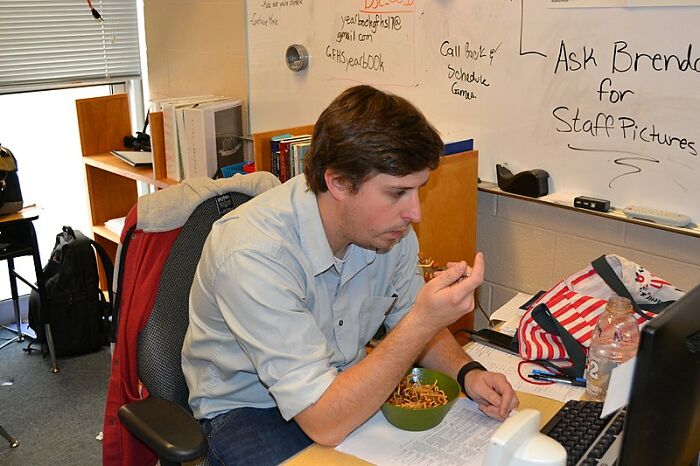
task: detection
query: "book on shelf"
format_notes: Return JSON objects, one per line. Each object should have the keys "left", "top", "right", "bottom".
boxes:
{"left": 278, "top": 135, "right": 311, "bottom": 182}
{"left": 110, "top": 150, "right": 152, "bottom": 167}
{"left": 154, "top": 95, "right": 225, "bottom": 181}
{"left": 182, "top": 99, "right": 244, "bottom": 179}
{"left": 269, "top": 133, "right": 293, "bottom": 179}
{"left": 444, "top": 138, "right": 474, "bottom": 155}
{"left": 290, "top": 140, "right": 311, "bottom": 178}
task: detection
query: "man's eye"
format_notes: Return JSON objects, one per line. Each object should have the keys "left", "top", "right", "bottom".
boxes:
{"left": 391, "top": 190, "right": 406, "bottom": 199}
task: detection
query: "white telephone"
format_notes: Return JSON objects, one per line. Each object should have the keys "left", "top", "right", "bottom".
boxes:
{"left": 483, "top": 409, "right": 566, "bottom": 466}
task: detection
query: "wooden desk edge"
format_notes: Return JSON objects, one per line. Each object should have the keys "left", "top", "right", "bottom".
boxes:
{"left": 0, "top": 204, "right": 40, "bottom": 223}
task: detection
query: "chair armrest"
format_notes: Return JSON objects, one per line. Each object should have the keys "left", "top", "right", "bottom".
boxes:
{"left": 118, "top": 397, "right": 207, "bottom": 464}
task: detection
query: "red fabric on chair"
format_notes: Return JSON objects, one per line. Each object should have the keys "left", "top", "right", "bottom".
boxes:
{"left": 102, "top": 206, "right": 182, "bottom": 466}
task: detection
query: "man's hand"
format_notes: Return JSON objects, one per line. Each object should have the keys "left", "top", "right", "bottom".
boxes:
{"left": 463, "top": 369, "right": 519, "bottom": 420}
{"left": 412, "top": 252, "right": 485, "bottom": 332}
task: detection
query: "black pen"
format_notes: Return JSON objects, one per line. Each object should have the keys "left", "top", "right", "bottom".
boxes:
{"left": 528, "top": 374, "right": 586, "bottom": 388}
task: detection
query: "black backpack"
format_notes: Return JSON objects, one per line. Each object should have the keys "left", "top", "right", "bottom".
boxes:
{"left": 29, "top": 226, "right": 114, "bottom": 357}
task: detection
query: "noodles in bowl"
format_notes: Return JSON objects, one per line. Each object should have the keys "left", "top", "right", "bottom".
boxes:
{"left": 386, "top": 375, "right": 449, "bottom": 409}
{"left": 381, "top": 368, "right": 460, "bottom": 431}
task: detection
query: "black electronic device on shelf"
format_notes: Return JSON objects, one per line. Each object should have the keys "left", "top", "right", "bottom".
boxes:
{"left": 496, "top": 164, "right": 549, "bottom": 198}
{"left": 123, "top": 111, "right": 151, "bottom": 152}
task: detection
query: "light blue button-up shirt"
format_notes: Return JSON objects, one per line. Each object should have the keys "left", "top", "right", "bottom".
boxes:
{"left": 182, "top": 175, "right": 424, "bottom": 421}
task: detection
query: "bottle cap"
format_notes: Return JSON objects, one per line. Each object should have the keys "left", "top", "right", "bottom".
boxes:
{"left": 607, "top": 296, "right": 632, "bottom": 314}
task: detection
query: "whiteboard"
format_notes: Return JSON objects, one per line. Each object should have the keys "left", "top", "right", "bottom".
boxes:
{"left": 246, "top": 0, "right": 700, "bottom": 223}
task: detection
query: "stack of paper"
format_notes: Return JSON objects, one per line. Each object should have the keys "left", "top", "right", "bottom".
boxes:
{"left": 336, "top": 399, "right": 500, "bottom": 466}
{"left": 104, "top": 216, "right": 126, "bottom": 236}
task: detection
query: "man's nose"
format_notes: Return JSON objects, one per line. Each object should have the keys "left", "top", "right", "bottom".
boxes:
{"left": 402, "top": 191, "right": 421, "bottom": 224}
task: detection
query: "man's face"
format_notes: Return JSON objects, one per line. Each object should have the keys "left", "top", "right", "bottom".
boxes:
{"left": 338, "top": 168, "right": 430, "bottom": 252}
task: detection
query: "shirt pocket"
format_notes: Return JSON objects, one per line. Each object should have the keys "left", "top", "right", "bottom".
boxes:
{"left": 358, "top": 295, "right": 397, "bottom": 345}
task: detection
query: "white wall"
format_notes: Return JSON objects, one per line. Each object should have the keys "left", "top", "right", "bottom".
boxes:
{"left": 474, "top": 191, "right": 700, "bottom": 330}
{"left": 143, "top": 0, "right": 247, "bottom": 106}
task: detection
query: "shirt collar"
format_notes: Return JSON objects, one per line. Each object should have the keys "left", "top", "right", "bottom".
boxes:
{"left": 293, "top": 175, "right": 376, "bottom": 277}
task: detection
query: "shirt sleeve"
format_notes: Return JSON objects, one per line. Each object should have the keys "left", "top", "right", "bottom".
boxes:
{"left": 212, "top": 248, "right": 337, "bottom": 420}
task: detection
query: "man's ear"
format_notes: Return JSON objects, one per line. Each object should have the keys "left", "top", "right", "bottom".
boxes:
{"left": 324, "top": 169, "right": 352, "bottom": 200}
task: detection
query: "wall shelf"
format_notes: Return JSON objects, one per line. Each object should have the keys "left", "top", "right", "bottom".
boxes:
{"left": 92, "top": 225, "right": 121, "bottom": 245}
{"left": 478, "top": 182, "right": 700, "bottom": 239}
{"left": 76, "top": 94, "right": 177, "bottom": 279}
{"left": 83, "top": 153, "right": 176, "bottom": 189}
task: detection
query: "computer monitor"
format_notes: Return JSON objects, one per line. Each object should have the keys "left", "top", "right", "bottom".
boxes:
{"left": 619, "top": 282, "right": 700, "bottom": 466}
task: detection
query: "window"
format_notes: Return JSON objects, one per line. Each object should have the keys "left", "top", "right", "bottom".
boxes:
{"left": 0, "top": 86, "right": 111, "bottom": 306}
{"left": 0, "top": 0, "right": 141, "bottom": 94}
{"left": 0, "top": 0, "right": 145, "bottom": 308}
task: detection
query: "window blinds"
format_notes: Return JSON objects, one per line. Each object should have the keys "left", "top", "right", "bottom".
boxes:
{"left": 0, "top": 1, "right": 141, "bottom": 94}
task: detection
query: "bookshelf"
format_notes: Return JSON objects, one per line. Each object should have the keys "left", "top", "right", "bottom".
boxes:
{"left": 75, "top": 94, "right": 176, "bottom": 269}
{"left": 252, "top": 127, "right": 478, "bottom": 338}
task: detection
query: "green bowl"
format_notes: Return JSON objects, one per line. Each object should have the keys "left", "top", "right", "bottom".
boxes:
{"left": 381, "top": 368, "right": 460, "bottom": 431}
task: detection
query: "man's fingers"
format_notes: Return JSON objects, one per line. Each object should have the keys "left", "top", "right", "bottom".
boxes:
{"left": 469, "top": 371, "right": 518, "bottom": 421}
{"left": 468, "top": 251, "right": 485, "bottom": 282}
{"left": 431, "top": 261, "right": 468, "bottom": 289}
{"left": 478, "top": 403, "right": 507, "bottom": 422}
{"left": 510, "top": 393, "right": 520, "bottom": 411}
{"left": 498, "top": 388, "right": 517, "bottom": 418}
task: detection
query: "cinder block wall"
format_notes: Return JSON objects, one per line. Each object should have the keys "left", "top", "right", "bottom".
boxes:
{"left": 474, "top": 191, "right": 700, "bottom": 329}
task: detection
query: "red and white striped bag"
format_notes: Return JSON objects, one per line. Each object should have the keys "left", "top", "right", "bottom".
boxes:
{"left": 518, "top": 255, "right": 683, "bottom": 368}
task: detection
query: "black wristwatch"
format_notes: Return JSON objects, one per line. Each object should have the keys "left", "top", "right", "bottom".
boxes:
{"left": 458, "top": 361, "right": 487, "bottom": 399}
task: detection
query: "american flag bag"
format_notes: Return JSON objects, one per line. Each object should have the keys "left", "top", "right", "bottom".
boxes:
{"left": 517, "top": 255, "right": 683, "bottom": 377}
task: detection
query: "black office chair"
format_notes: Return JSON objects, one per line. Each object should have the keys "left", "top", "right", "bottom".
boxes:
{"left": 116, "top": 189, "right": 255, "bottom": 466}
{"left": 0, "top": 424, "right": 19, "bottom": 448}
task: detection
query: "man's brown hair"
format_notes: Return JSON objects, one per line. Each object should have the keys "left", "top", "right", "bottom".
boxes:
{"left": 304, "top": 85, "right": 443, "bottom": 193}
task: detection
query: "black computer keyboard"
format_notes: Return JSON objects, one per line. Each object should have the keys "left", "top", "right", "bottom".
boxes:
{"left": 541, "top": 400, "right": 626, "bottom": 466}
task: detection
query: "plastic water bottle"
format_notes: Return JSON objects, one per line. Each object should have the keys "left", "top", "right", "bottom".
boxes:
{"left": 585, "top": 296, "right": 640, "bottom": 401}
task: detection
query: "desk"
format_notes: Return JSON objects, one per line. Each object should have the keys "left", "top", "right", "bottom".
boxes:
{"left": 285, "top": 392, "right": 563, "bottom": 465}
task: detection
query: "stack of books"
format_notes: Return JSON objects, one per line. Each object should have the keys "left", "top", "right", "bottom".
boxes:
{"left": 263, "top": 134, "right": 473, "bottom": 183}
{"left": 152, "top": 96, "right": 245, "bottom": 181}
{"left": 269, "top": 133, "right": 311, "bottom": 182}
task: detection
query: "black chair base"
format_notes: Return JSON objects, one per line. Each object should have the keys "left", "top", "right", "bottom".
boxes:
{"left": 0, "top": 424, "right": 19, "bottom": 448}
{"left": 0, "top": 323, "right": 25, "bottom": 351}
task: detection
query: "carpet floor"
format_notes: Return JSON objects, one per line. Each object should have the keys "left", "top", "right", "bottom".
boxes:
{"left": 0, "top": 325, "right": 111, "bottom": 465}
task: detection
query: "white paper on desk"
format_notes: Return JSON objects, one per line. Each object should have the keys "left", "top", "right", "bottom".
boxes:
{"left": 336, "top": 398, "right": 500, "bottom": 466}
{"left": 465, "top": 342, "right": 585, "bottom": 403}
{"left": 489, "top": 293, "right": 532, "bottom": 336}
{"left": 601, "top": 357, "right": 636, "bottom": 417}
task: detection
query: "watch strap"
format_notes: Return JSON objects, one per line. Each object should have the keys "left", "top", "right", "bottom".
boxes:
{"left": 458, "top": 361, "right": 487, "bottom": 399}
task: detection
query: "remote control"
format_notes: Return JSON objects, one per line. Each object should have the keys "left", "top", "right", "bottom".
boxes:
{"left": 623, "top": 205, "right": 691, "bottom": 227}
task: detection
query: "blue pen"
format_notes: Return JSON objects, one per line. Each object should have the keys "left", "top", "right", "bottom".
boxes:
{"left": 529, "top": 373, "right": 586, "bottom": 387}
{"left": 532, "top": 369, "right": 586, "bottom": 384}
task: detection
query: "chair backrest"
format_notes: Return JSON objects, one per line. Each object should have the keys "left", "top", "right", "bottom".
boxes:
{"left": 137, "top": 192, "right": 252, "bottom": 410}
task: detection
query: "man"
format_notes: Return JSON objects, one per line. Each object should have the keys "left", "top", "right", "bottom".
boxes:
{"left": 182, "top": 85, "right": 518, "bottom": 465}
